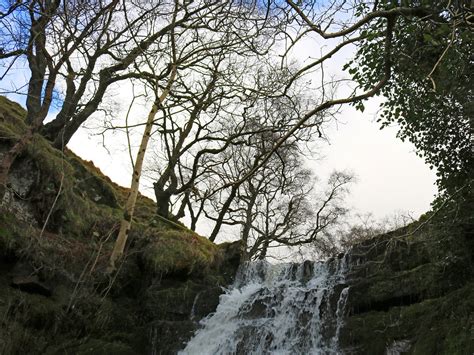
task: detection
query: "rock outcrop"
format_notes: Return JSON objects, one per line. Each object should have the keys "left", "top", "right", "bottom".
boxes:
{"left": 340, "top": 201, "right": 474, "bottom": 354}
{"left": 0, "top": 219, "right": 242, "bottom": 355}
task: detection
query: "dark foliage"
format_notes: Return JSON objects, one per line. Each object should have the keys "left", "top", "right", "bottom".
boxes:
{"left": 346, "top": 0, "right": 473, "bottom": 194}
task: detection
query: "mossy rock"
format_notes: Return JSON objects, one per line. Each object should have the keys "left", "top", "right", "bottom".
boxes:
{"left": 0, "top": 96, "right": 28, "bottom": 139}
{"left": 0, "top": 96, "right": 243, "bottom": 355}
{"left": 0, "top": 286, "right": 59, "bottom": 354}
{"left": 0, "top": 211, "right": 18, "bottom": 253}
{"left": 340, "top": 282, "right": 474, "bottom": 354}
{"left": 68, "top": 156, "right": 118, "bottom": 208}
{"left": 0, "top": 320, "right": 49, "bottom": 355}
{"left": 140, "top": 229, "right": 218, "bottom": 276}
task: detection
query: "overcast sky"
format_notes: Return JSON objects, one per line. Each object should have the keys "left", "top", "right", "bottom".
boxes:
{"left": 315, "top": 101, "right": 437, "bottom": 219}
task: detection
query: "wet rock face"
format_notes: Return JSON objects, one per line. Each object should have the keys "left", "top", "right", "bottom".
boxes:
{"left": 217, "top": 240, "right": 244, "bottom": 285}
{"left": 144, "top": 283, "right": 228, "bottom": 354}
{"left": 339, "top": 222, "right": 474, "bottom": 354}
{"left": 149, "top": 320, "right": 197, "bottom": 354}
{"left": 142, "top": 282, "right": 224, "bottom": 323}
{"left": 191, "top": 286, "right": 223, "bottom": 320}
{"left": 141, "top": 241, "right": 243, "bottom": 354}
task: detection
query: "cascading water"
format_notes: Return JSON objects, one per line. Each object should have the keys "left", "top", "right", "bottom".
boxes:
{"left": 180, "top": 255, "right": 350, "bottom": 355}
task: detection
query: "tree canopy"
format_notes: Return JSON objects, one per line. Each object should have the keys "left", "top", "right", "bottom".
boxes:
{"left": 346, "top": 0, "right": 473, "bottom": 194}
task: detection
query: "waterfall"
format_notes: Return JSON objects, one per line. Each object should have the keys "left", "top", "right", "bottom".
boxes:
{"left": 180, "top": 255, "right": 349, "bottom": 355}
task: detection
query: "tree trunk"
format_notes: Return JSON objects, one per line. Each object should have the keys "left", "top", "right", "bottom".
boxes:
{"left": 209, "top": 185, "right": 238, "bottom": 242}
{"left": 108, "top": 66, "right": 176, "bottom": 271}
{"left": 241, "top": 191, "right": 258, "bottom": 258}
{"left": 174, "top": 191, "right": 189, "bottom": 220}
{"left": 154, "top": 185, "right": 172, "bottom": 218}
{"left": 52, "top": 115, "right": 85, "bottom": 150}
{"left": 258, "top": 238, "right": 270, "bottom": 260}
{"left": 108, "top": 103, "right": 159, "bottom": 270}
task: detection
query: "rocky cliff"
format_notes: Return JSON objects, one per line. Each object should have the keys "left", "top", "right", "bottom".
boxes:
{"left": 340, "top": 195, "right": 474, "bottom": 354}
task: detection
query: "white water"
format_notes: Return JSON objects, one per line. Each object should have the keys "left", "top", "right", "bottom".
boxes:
{"left": 180, "top": 256, "right": 349, "bottom": 355}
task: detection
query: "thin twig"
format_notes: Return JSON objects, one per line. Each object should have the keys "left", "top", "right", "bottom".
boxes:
{"left": 426, "top": 25, "right": 456, "bottom": 91}
{"left": 39, "top": 173, "right": 64, "bottom": 238}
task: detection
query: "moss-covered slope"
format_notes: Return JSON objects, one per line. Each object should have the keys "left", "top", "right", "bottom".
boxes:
{"left": 0, "top": 96, "right": 241, "bottom": 354}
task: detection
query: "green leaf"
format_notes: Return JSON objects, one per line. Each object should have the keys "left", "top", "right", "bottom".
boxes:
{"left": 423, "top": 33, "right": 433, "bottom": 43}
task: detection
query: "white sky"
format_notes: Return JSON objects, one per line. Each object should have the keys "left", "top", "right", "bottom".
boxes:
{"left": 314, "top": 100, "right": 437, "bottom": 221}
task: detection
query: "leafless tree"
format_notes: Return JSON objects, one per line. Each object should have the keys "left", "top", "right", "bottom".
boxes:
{"left": 334, "top": 211, "right": 416, "bottom": 253}
{"left": 185, "top": 77, "right": 333, "bottom": 243}
{"left": 0, "top": 0, "right": 446, "bottom": 257}
{"left": 144, "top": 0, "right": 426, "bottom": 243}
{"left": 133, "top": 2, "right": 299, "bottom": 221}
{"left": 0, "top": 0, "right": 251, "bottom": 198}
{"left": 195, "top": 0, "right": 436, "bottom": 193}
{"left": 201, "top": 130, "right": 353, "bottom": 259}
{"left": 107, "top": 0, "right": 289, "bottom": 267}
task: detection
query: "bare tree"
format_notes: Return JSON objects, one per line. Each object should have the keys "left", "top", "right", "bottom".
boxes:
{"left": 185, "top": 1, "right": 439, "bottom": 251}
{"left": 192, "top": 78, "right": 331, "bottom": 242}
{"left": 0, "top": 0, "right": 238, "bottom": 198}
{"left": 334, "top": 211, "right": 416, "bottom": 253}
{"left": 197, "top": 0, "right": 435, "bottom": 192}
{"left": 107, "top": 0, "right": 286, "bottom": 267}
{"left": 202, "top": 131, "right": 352, "bottom": 259}
{"left": 252, "top": 170, "right": 352, "bottom": 260}
{"left": 137, "top": 2, "right": 293, "bottom": 220}
{"left": 1, "top": 0, "right": 446, "bottom": 255}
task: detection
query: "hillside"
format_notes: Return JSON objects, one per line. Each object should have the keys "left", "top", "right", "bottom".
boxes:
{"left": 0, "top": 96, "right": 241, "bottom": 353}
{"left": 340, "top": 201, "right": 474, "bottom": 353}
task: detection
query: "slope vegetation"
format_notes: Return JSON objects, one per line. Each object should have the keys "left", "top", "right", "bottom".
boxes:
{"left": 0, "top": 96, "right": 240, "bottom": 354}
